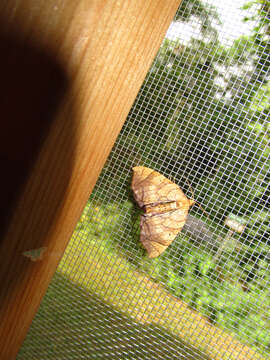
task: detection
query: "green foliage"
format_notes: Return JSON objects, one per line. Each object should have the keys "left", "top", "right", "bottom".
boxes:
{"left": 143, "top": 234, "right": 270, "bottom": 353}
{"left": 83, "top": 0, "right": 270, "bottom": 356}
{"left": 105, "top": 0, "right": 270, "bottom": 245}
{"left": 74, "top": 199, "right": 270, "bottom": 357}
{"left": 76, "top": 200, "right": 145, "bottom": 262}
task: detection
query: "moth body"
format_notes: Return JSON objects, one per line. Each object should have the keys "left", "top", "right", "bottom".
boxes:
{"left": 143, "top": 201, "right": 178, "bottom": 216}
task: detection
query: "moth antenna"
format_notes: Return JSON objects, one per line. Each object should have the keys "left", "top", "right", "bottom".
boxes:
{"left": 194, "top": 201, "right": 210, "bottom": 222}
{"left": 185, "top": 178, "right": 195, "bottom": 201}
{"left": 185, "top": 178, "right": 210, "bottom": 222}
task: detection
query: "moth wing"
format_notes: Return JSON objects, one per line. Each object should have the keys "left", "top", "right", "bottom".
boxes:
{"left": 132, "top": 166, "right": 187, "bottom": 207}
{"left": 140, "top": 241, "right": 167, "bottom": 259}
{"left": 140, "top": 208, "right": 189, "bottom": 258}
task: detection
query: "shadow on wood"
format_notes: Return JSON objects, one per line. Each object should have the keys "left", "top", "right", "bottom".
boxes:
{"left": 0, "top": 27, "right": 70, "bottom": 238}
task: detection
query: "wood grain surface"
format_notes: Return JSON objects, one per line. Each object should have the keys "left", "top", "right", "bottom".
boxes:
{"left": 0, "top": 1, "right": 181, "bottom": 358}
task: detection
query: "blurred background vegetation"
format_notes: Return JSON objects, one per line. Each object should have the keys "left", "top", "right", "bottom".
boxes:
{"left": 84, "top": 0, "right": 270, "bottom": 355}
{"left": 115, "top": 0, "right": 270, "bottom": 240}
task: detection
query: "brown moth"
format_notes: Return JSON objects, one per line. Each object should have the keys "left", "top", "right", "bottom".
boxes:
{"left": 132, "top": 166, "right": 195, "bottom": 258}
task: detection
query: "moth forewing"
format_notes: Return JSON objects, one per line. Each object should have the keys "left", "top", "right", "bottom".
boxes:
{"left": 132, "top": 166, "right": 195, "bottom": 258}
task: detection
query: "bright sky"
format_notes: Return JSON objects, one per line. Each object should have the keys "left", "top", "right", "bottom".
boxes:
{"left": 166, "top": 0, "right": 256, "bottom": 46}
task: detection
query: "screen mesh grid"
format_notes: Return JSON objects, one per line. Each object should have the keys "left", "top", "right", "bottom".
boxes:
{"left": 19, "top": 1, "right": 270, "bottom": 359}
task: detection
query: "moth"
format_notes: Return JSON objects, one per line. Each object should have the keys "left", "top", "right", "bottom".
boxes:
{"left": 131, "top": 166, "right": 195, "bottom": 258}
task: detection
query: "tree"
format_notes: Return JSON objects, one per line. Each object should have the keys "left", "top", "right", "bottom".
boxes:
{"left": 93, "top": 2, "right": 270, "bottom": 353}
{"left": 102, "top": 0, "right": 270, "bottom": 249}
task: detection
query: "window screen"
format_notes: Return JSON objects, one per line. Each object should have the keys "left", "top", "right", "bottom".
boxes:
{"left": 19, "top": 1, "right": 270, "bottom": 359}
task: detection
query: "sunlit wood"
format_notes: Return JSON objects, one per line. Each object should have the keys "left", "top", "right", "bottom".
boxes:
{"left": 0, "top": 1, "right": 181, "bottom": 358}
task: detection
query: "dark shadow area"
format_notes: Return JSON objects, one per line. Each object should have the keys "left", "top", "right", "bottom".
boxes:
{"left": 0, "top": 19, "right": 76, "bottom": 314}
{"left": 18, "top": 272, "right": 211, "bottom": 360}
{"left": 0, "top": 27, "right": 70, "bottom": 238}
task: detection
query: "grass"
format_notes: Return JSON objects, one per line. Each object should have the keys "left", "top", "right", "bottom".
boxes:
{"left": 80, "top": 200, "right": 270, "bottom": 357}
{"left": 18, "top": 271, "right": 211, "bottom": 360}
{"left": 18, "top": 200, "right": 267, "bottom": 359}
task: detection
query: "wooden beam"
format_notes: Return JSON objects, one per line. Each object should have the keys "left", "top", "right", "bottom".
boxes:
{"left": 0, "top": 0, "right": 181, "bottom": 358}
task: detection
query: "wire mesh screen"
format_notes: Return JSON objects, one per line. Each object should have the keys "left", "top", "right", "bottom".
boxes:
{"left": 19, "top": 0, "right": 270, "bottom": 359}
